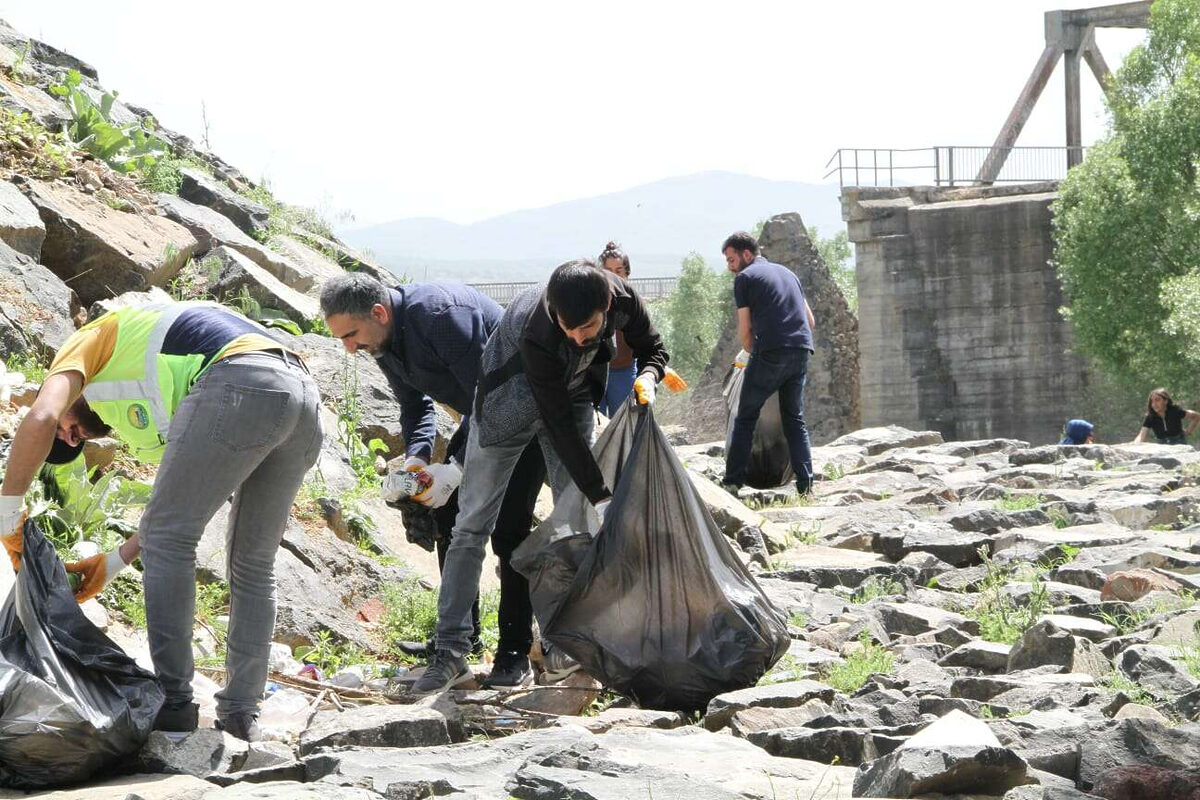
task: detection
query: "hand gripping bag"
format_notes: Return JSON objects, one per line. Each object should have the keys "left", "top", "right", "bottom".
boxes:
{"left": 0, "top": 521, "right": 163, "bottom": 789}
{"left": 724, "top": 352, "right": 795, "bottom": 489}
{"left": 514, "top": 401, "right": 789, "bottom": 712}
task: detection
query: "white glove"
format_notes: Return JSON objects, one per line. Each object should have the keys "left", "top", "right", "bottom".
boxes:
{"left": 413, "top": 462, "right": 462, "bottom": 509}
{"left": 594, "top": 498, "right": 612, "bottom": 528}
{"left": 402, "top": 455, "right": 428, "bottom": 472}
{"left": 633, "top": 374, "right": 656, "bottom": 406}
{"left": 0, "top": 494, "right": 24, "bottom": 537}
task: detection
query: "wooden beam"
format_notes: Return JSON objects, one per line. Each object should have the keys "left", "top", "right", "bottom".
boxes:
{"left": 1065, "top": 1, "right": 1151, "bottom": 28}
{"left": 1065, "top": 45, "right": 1083, "bottom": 167}
{"left": 976, "top": 44, "right": 1063, "bottom": 184}
{"left": 1083, "top": 30, "right": 1113, "bottom": 91}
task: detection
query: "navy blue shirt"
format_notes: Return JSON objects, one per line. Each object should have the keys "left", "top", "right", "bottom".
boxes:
{"left": 375, "top": 283, "right": 502, "bottom": 462}
{"left": 733, "top": 256, "right": 813, "bottom": 353}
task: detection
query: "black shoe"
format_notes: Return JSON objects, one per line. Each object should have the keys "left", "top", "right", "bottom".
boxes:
{"left": 540, "top": 641, "right": 581, "bottom": 682}
{"left": 153, "top": 701, "right": 198, "bottom": 741}
{"left": 483, "top": 651, "right": 534, "bottom": 689}
{"left": 395, "top": 639, "right": 430, "bottom": 658}
{"left": 216, "top": 712, "right": 261, "bottom": 743}
{"left": 411, "top": 649, "right": 472, "bottom": 695}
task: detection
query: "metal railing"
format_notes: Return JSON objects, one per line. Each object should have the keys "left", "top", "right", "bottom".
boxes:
{"left": 824, "top": 146, "right": 1086, "bottom": 188}
{"left": 471, "top": 275, "right": 680, "bottom": 307}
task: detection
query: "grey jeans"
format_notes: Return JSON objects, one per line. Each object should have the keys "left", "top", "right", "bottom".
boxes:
{"left": 139, "top": 351, "right": 322, "bottom": 717}
{"left": 435, "top": 399, "right": 595, "bottom": 655}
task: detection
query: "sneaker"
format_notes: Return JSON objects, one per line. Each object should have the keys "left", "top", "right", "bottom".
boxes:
{"left": 482, "top": 651, "right": 534, "bottom": 689}
{"left": 215, "top": 712, "right": 261, "bottom": 743}
{"left": 153, "top": 700, "right": 198, "bottom": 742}
{"left": 411, "top": 649, "right": 472, "bottom": 695}
{"left": 540, "top": 641, "right": 581, "bottom": 682}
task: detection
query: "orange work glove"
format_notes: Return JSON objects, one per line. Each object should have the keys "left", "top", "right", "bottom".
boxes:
{"left": 633, "top": 374, "right": 656, "bottom": 406}
{"left": 64, "top": 549, "right": 129, "bottom": 603}
{"left": 662, "top": 368, "right": 688, "bottom": 393}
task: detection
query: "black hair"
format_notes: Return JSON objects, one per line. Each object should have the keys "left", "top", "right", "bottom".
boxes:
{"left": 546, "top": 259, "right": 610, "bottom": 329}
{"left": 722, "top": 231, "right": 759, "bottom": 256}
{"left": 319, "top": 273, "right": 389, "bottom": 318}
{"left": 1147, "top": 387, "right": 1179, "bottom": 416}
{"left": 598, "top": 241, "right": 631, "bottom": 276}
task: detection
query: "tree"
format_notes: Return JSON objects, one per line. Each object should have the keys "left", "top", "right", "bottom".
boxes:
{"left": 660, "top": 252, "right": 733, "bottom": 383}
{"left": 809, "top": 225, "right": 855, "bottom": 313}
{"left": 1053, "top": 0, "right": 1200, "bottom": 396}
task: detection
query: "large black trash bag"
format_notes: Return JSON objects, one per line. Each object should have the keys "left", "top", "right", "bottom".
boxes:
{"left": 724, "top": 354, "right": 795, "bottom": 490}
{"left": 0, "top": 520, "right": 163, "bottom": 789}
{"left": 515, "top": 402, "right": 790, "bottom": 712}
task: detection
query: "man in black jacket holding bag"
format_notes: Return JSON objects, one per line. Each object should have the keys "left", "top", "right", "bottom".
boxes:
{"left": 413, "top": 260, "right": 670, "bottom": 695}
{"left": 320, "top": 274, "right": 545, "bottom": 688}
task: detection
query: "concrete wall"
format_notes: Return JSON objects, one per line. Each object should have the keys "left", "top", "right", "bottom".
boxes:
{"left": 846, "top": 182, "right": 1089, "bottom": 445}
{"left": 689, "top": 212, "right": 860, "bottom": 445}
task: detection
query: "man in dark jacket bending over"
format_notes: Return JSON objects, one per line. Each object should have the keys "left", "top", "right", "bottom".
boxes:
{"left": 321, "top": 274, "right": 546, "bottom": 688}
{"left": 413, "top": 260, "right": 669, "bottom": 694}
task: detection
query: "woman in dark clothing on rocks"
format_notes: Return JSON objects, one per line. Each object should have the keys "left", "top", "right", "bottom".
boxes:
{"left": 1131, "top": 388, "right": 1200, "bottom": 445}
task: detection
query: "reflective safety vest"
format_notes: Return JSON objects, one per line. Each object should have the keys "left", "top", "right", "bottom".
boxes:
{"left": 80, "top": 302, "right": 258, "bottom": 463}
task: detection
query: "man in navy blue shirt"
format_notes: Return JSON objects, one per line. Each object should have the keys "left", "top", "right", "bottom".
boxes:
{"left": 320, "top": 274, "right": 545, "bottom": 689}
{"left": 721, "top": 231, "right": 816, "bottom": 495}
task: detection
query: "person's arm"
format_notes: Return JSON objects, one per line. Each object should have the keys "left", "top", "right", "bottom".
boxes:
{"left": 379, "top": 360, "right": 437, "bottom": 463}
{"left": 1132, "top": 426, "right": 1151, "bottom": 444}
{"left": 1185, "top": 410, "right": 1200, "bottom": 436}
{"left": 738, "top": 307, "right": 754, "bottom": 354}
{"left": 804, "top": 298, "right": 816, "bottom": 331}
{"left": 616, "top": 287, "right": 667, "bottom": 383}
{"left": 520, "top": 336, "right": 610, "bottom": 505}
{"left": 2, "top": 371, "right": 83, "bottom": 498}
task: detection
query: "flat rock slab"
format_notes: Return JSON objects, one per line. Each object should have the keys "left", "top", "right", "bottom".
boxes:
{"left": 940, "top": 640, "right": 1012, "bottom": 673}
{"left": 179, "top": 167, "right": 269, "bottom": 236}
{"left": 3, "top": 774, "right": 214, "bottom": 799}
{"left": 876, "top": 601, "right": 978, "bottom": 637}
{"left": 747, "top": 724, "right": 880, "bottom": 766}
{"left": 28, "top": 179, "right": 197, "bottom": 306}
{"left": 299, "top": 704, "right": 451, "bottom": 755}
{"left": 268, "top": 235, "right": 347, "bottom": 292}
{"left": 878, "top": 523, "right": 990, "bottom": 567}
{"left": 201, "top": 782, "right": 383, "bottom": 799}
{"left": 0, "top": 179, "right": 44, "bottom": 258}
{"left": 0, "top": 237, "right": 78, "bottom": 357}
{"left": 704, "top": 679, "right": 836, "bottom": 730}
{"left": 993, "top": 523, "right": 1139, "bottom": 553}
{"left": 829, "top": 425, "right": 944, "bottom": 455}
{"left": 209, "top": 245, "right": 319, "bottom": 324}
{"left": 853, "top": 744, "right": 1029, "bottom": 798}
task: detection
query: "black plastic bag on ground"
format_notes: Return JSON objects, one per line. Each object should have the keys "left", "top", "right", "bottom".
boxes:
{"left": 0, "top": 521, "right": 163, "bottom": 789}
{"left": 724, "top": 353, "right": 795, "bottom": 490}
{"left": 515, "top": 402, "right": 790, "bottom": 712}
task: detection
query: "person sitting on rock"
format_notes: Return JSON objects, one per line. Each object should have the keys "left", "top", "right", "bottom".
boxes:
{"left": 0, "top": 300, "right": 322, "bottom": 742}
{"left": 719, "top": 230, "right": 817, "bottom": 496}
{"left": 411, "top": 260, "right": 669, "bottom": 695}
{"left": 1131, "top": 388, "right": 1199, "bottom": 446}
{"left": 320, "top": 274, "right": 546, "bottom": 690}
{"left": 1060, "top": 419, "right": 1095, "bottom": 445}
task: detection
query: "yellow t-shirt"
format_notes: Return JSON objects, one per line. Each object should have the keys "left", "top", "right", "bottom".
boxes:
{"left": 47, "top": 308, "right": 293, "bottom": 387}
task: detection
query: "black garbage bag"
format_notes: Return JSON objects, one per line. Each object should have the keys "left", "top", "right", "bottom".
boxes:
{"left": 0, "top": 520, "right": 163, "bottom": 789}
{"left": 724, "top": 354, "right": 795, "bottom": 490}
{"left": 514, "top": 401, "right": 789, "bottom": 712}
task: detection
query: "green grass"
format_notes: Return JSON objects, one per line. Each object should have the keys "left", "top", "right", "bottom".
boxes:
{"left": 789, "top": 610, "right": 809, "bottom": 629}
{"left": 1175, "top": 635, "right": 1200, "bottom": 680}
{"left": 5, "top": 349, "right": 47, "bottom": 383}
{"left": 821, "top": 462, "right": 846, "bottom": 481}
{"left": 1098, "top": 669, "right": 1159, "bottom": 706}
{"left": 106, "top": 574, "right": 146, "bottom": 627}
{"left": 994, "top": 493, "right": 1042, "bottom": 512}
{"left": 821, "top": 634, "right": 894, "bottom": 694}
{"left": 745, "top": 492, "right": 814, "bottom": 511}
{"left": 963, "top": 546, "right": 1052, "bottom": 644}
{"left": 1099, "top": 591, "right": 1197, "bottom": 635}
{"left": 851, "top": 575, "right": 904, "bottom": 604}
{"left": 295, "top": 628, "right": 369, "bottom": 675}
{"left": 381, "top": 578, "right": 501, "bottom": 661}
{"left": 786, "top": 521, "right": 821, "bottom": 546}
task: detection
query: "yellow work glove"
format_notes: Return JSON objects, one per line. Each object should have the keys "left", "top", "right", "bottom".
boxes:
{"left": 633, "top": 374, "right": 656, "bottom": 406}
{"left": 662, "top": 368, "right": 688, "bottom": 393}
{"left": 64, "top": 548, "right": 129, "bottom": 603}
{"left": 0, "top": 494, "right": 26, "bottom": 573}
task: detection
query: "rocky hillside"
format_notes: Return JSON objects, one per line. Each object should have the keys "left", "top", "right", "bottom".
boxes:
{"left": 0, "top": 18, "right": 1196, "bottom": 800}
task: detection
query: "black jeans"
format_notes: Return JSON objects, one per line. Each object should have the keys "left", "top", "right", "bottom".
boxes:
{"left": 725, "top": 346, "right": 814, "bottom": 491}
{"left": 433, "top": 440, "right": 545, "bottom": 655}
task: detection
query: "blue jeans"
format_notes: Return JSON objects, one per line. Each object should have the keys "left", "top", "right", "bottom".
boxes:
{"left": 725, "top": 347, "right": 813, "bottom": 491}
{"left": 600, "top": 364, "right": 636, "bottom": 417}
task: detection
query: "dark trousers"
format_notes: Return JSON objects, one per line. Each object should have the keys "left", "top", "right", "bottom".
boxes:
{"left": 433, "top": 440, "right": 545, "bottom": 655}
{"left": 725, "top": 346, "right": 814, "bottom": 491}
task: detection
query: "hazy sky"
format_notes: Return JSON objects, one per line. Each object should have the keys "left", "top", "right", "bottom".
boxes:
{"left": 2, "top": 1, "right": 1145, "bottom": 226}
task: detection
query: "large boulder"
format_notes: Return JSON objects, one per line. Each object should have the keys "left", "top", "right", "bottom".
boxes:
{"left": 26, "top": 179, "right": 198, "bottom": 306}
{"left": 829, "top": 425, "right": 944, "bottom": 456}
{"left": 156, "top": 193, "right": 314, "bottom": 291}
{"left": 178, "top": 167, "right": 269, "bottom": 237}
{"left": 208, "top": 246, "right": 319, "bottom": 325}
{"left": 687, "top": 213, "right": 860, "bottom": 445}
{"left": 1077, "top": 718, "right": 1200, "bottom": 791}
{"left": 1007, "top": 620, "right": 1111, "bottom": 678}
{"left": 0, "top": 179, "right": 45, "bottom": 258}
{"left": 299, "top": 705, "right": 452, "bottom": 756}
{"left": 267, "top": 235, "right": 348, "bottom": 291}
{"left": 0, "top": 237, "right": 78, "bottom": 357}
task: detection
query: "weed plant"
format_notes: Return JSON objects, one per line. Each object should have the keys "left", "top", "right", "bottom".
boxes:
{"left": 821, "top": 634, "right": 894, "bottom": 694}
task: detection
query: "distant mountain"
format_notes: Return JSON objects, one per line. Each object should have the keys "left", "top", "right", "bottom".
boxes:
{"left": 341, "top": 172, "right": 845, "bottom": 283}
